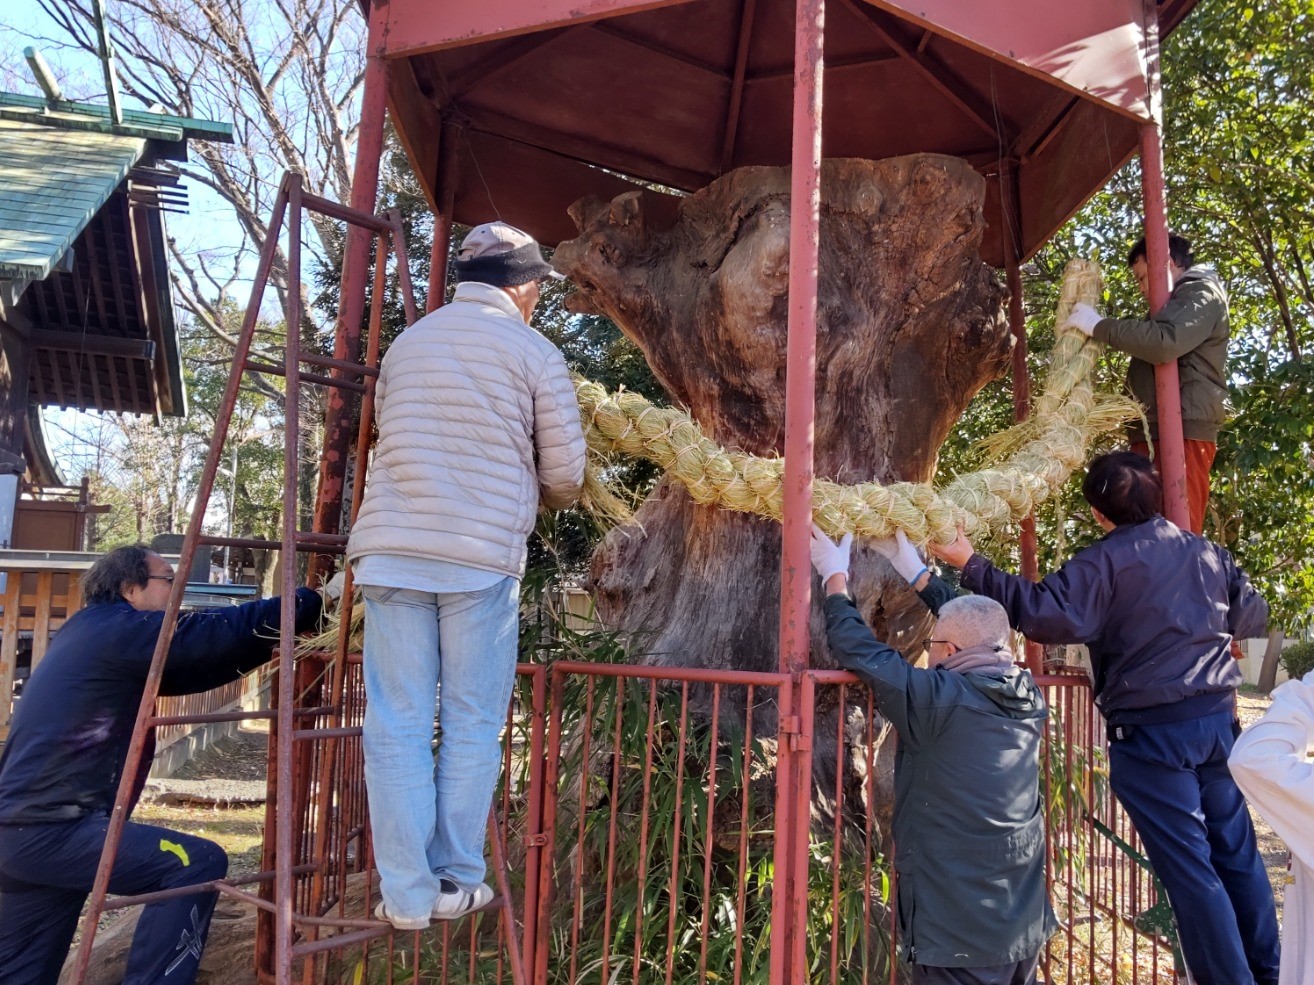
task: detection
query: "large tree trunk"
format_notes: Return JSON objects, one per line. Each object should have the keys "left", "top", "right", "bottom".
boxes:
{"left": 555, "top": 155, "right": 1012, "bottom": 674}
{"left": 556, "top": 156, "right": 1013, "bottom": 832}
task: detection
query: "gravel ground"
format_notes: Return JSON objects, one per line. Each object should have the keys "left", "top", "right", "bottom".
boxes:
{"left": 168, "top": 722, "right": 273, "bottom": 783}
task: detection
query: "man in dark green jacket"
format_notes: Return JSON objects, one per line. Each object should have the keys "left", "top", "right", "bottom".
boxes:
{"left": 811, "top": 526, "right": 1057, "bottom": 984}
{"left": 1065, "top": 232, "right": 1229, "bottom": 533}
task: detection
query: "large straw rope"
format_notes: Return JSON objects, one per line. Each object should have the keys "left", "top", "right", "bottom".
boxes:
{"left": 302, "top": 259, "right": 1137, "bottom": 655}
{"left": 579, "top": 258, "right": 1137, "bottom": 545}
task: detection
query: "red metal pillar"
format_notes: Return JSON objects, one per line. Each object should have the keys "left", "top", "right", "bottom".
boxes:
{"left": 770, "top": 0, "right": 823, "bottom": 978}
{"left": 1001, "top": 160, "right": 1043, "bottom": 674}
{"left": 777, "top": 0, "right": 824, "bottom": 678}
{"left": 1139, "top": 1, "right": 1189, "bottom": 527}
{"left": 426, "top": 119, "right": 461, "bottom": 313}
{"left": 310, "top": 0, "right": 390, "bottom": 555}
{"left": 427, "top": 216, "right": 451, "bottom": 313}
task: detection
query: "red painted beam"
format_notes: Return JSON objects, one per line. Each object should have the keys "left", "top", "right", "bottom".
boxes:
{"left": 311, "top": 0, "right": 390, "bottom": 565}
{"left": 376, "top": 0, "right": 695, "bottom": 59}
{"left": 777, "top": 0, "right": 824, "bottom": 679}
{"left": 1138, "top": 1, "right": 1188, "bottom": 528}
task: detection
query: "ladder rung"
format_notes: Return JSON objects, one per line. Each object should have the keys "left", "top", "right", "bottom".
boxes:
{"left": 293, "top": 725, "right": 362, "bottom": 741}
{"left": 300, "top": 352, "right": 380, "bottom": 378}
{"left": 288, "top": 897, "right": 508, "bottom": 958}
{"left": 243, "top": 360, "right": 368, "bottom": 394}
{"left": 196, "top": 534, "right": 345, "bottom": 554}
{"left": 101, "top": 863, "right": 321, "bottom": 911}
{"left": 295, "top": 531, "right": 349, "bottom": 546}
{"left": 291, "top": 926, "right": 387, "bottom": 959}
{"left": 299, "top": 191, "right": 393, "bottom": 234}
{"left": 148, "top": 705, "right": 335, "bottom": 728}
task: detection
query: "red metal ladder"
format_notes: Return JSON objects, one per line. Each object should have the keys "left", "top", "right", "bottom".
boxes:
{"left": 65, "top": 171, "right": 526, "bottom": 985}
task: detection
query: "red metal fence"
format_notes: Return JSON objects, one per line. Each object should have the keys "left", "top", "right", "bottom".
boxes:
{"left": 263, "top": 654, "right": 1181, "bottom": 984}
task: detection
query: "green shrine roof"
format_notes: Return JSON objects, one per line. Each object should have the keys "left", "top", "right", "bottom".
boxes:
{"left": 0, "top": 93, "right": 232, "bottom": 282}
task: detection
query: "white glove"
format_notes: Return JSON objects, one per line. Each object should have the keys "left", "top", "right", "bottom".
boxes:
{"left": 870, "top": 529, "right": 927, "bottom": 584}
{"left": 321, "top": 570, "right": 348, "bottom": 602}
{"left": 1065, "top": 302, "right": 1102, "bottom": 337}
{"left": 810, "top": 524, "right": 853, "bottom": 582}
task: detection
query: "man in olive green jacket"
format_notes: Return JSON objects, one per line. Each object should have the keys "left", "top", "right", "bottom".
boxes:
{"left": 1065, "top": 232, "right": 1229, "bottom": 534}
{"left": 811, "top": 527, "right": 1057, "bottom": 984}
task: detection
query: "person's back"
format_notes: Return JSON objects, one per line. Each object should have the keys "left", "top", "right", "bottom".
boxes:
{"left": 348, "top": 279, "right": 582, "bottom": 576}
{"left": 0, "top": 602, "right": 152, "bottom": 825}
{"left": 0, "top": 588, "right": 319, "bottom": 825}
{"left": 991, "top": 514, "right": 1256, "bottom": 723}
{"left": 348, "top": 221, "right": 587, "bottom": 931}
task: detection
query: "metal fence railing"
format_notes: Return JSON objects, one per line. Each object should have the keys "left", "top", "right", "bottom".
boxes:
{"left": 266, "top": 659, "right": 1181, "bottom": 984}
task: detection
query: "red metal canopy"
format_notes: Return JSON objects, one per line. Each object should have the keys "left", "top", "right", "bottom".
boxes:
{"left": 317, "top": 0, "right": 1196, "bottom": 688}
{"left": 375, "top": 0, "right": 1197, "bottom": 265}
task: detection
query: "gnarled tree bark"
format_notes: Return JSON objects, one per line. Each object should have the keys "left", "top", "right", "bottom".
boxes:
{"left": 556, "top": 156, "right": 1014, "bottom": 830}
{"left": 555, "top": 155, "right": 1012, "bottom": 677}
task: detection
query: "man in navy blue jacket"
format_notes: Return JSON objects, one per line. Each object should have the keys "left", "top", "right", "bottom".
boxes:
{"left": 931, "top": 452, "right": 1280, "bottom": 985}
{"left": 0, "top": 546, "right": 324, "bottom": 985}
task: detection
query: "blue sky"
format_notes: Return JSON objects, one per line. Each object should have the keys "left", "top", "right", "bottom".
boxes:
{"left": 2, "top": 1, "right": 287, "bottom": 483}
{"left": 2, "top": 1, "right": 250, "bottom": 274}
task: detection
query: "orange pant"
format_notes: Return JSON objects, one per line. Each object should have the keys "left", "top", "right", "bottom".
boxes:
{"left": 1131, "top": 439, "right": 1216, "bottom": 535}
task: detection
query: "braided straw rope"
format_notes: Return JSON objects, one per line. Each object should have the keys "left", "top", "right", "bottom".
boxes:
{"left": 300, "top": 260, "right": 1138, "bottom": 655}
{"left": 579, "top": 258, "right": 1138, "bottom": 546}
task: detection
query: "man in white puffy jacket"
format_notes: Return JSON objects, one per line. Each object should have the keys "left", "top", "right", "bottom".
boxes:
{"left": 1230, "top": 671, "right": 1314, "bottom": 985}
{"left": 346, "top": 221, "right": 586, "bottom": 929}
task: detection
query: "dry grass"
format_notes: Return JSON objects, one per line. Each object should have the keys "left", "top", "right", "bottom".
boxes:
{"left": 131, "top": 801, "right": 266, "bottom": 874}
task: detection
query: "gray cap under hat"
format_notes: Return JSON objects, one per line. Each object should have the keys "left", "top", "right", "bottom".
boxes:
{"left": 454, "top": 221, "right": 564, "bottom": 288}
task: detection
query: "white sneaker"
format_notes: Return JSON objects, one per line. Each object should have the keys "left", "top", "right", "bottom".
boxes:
{"left": 431, "top": 878, "right": 494, "bottom": 920}
{"left": 374, "top": 900, "right": 430, "bottom": 931}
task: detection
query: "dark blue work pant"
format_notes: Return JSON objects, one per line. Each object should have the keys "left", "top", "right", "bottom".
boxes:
{"left": 912, "top": 953, "right": 1039, "bottom": 984}
{"left": 1107, "top": 711, "right": 1280, "bottom": 985}
{"left": 0, "top": 813, "right": 227, "bottom": 985}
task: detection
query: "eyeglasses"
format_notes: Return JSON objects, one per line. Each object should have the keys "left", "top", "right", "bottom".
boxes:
{"left": 148, "top": 574, "right": 176, "bottom": 585}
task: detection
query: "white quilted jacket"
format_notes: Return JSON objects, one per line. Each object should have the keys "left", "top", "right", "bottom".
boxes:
{"left": 346, "top": 282, "right": 586, "bottom": 578}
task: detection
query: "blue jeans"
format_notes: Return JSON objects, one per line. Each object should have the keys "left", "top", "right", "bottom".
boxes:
{"left": 1107, "top": 711, "right": 1280, "bottom": 985}
{"left": 0, "top": 814, "right": 227, "bottom": 985}
{"left": 361, "top": 579, "right": 520, "bottom": 919}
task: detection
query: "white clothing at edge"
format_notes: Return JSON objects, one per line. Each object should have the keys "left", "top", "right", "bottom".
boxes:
{"left": 1229, "top": 670, "right": 1314, "bottom": 985}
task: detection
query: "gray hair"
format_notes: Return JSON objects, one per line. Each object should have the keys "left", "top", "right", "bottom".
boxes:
{"left": 936, "top": 594, "right": 1013, "bottom": 652}
{"left": 82, "top": 545, "right": 154, "bottom": 605}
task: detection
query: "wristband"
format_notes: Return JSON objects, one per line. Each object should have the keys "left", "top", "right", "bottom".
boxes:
{"left": 908, "top": 566, "right": 928, "bottom": 586}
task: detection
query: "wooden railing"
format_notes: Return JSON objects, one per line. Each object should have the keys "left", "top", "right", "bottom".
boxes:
{"left": 0, "top": 553, "right": 89, "bottom": 736}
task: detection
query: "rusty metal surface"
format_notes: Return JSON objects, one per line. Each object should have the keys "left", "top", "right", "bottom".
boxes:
{"left": 308, "top": 0, "right": 392, "bottom": 578}
{"left": 376, "top": 0, "right": 1199, "bottom": 266}
{"left": 1137, "top": 3, "right": 1189, "bottom": 528}
{"left": 1141, "top": 121, "right": 1189, "bottom": 528}
{"left": 778, "top": 0, "right": 822, "bottom": 680}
